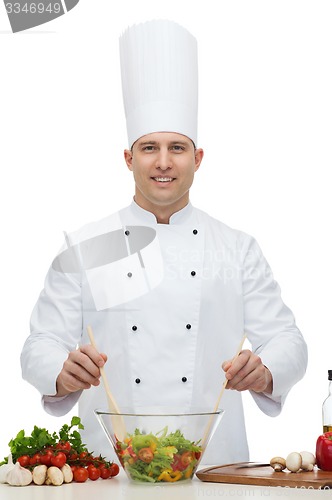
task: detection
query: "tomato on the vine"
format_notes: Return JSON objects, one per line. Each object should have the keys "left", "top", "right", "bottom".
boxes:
{"left": 99, "top": 465, "right": 111, "bottom": 479}
{"left": 73, "top": 467, "right": 89, "bottom": 483}
{"left": 51, "top": 452, "right": 67, "bottom": 468}
{"left": 87, "top": 464, "right": 101, "bottom": 481}
{"left": 17, "top": 455, "right": 30, "bottom": 467}
{"left": 40, "top": 449, "right": 54, "bottom": 466}
{"left": 109, "top": 463, "right": 120, "bottom": 477}
{"left": 70, "top": 464, "right": 78, "bottom": 475}
{"left": 56, "top": 441, "right": 71, "bottom": 454}
{"left": 69, "top": 450, "right": 78, "bottom": 461}
{"left": 30, "top": 453, "right": 42, "bottom": 465}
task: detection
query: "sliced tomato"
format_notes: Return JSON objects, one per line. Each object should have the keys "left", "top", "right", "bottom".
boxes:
{"left": 180, "top": 451, "right": 195, "bottom": 467}
{"left": 171, "top": 453, "right": 189, "bottom": 471}
{"left": 138, "top": 447, "right": 154, "bottom": 463}
{"left": 127, "top": 445, "right": 138, "bottom": 459}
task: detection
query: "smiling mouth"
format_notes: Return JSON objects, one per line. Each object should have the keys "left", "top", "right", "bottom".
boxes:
{"left": 152, "top": 177, "right": 175, "bottom": 183}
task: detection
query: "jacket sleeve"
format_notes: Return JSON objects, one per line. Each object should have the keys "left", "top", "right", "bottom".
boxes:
{"left": 241, "top": 236, "right": 308, "bottom": 416}
{"left": 21, "top": 259, "right": 83, "bottom": 412}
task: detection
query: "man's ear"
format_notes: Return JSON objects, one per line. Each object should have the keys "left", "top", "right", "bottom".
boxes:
{"left": 194, "top": 148, "right": 204, "bottom": 172}
{"left": 124, "top": 149, "right": 133, "bottom": 171}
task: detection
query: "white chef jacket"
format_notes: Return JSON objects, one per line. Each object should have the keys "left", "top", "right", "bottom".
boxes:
{"left": 21, "top": 201, "right": 307, "bottom": 465}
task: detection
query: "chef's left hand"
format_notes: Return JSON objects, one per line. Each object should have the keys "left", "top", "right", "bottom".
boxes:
{"left": 222, "top": 350, "right": 273, "bottom": 394}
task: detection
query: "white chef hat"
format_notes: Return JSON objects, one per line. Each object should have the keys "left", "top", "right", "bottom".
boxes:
{"left": 119, "top": 19, "right": 198, "bottom": 148}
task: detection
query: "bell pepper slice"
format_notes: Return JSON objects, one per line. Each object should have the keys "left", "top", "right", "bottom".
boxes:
{"left": 184, "top": 465, "right": 194, "bottom": 479}
{"left": 158, "top": 469, "right": 183, "bottom": 482}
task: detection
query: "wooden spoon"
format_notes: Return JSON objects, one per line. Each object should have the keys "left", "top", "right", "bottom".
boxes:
{"left": 201, "top": 334, "right": 247, "bottom": 449}
{"left": 87, "top": 325, "right": 126, "bottom": 441}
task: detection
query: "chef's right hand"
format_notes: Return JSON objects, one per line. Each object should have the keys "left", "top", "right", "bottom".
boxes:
{"left": 55, "top": 345, "right": 107, "bottom": 397}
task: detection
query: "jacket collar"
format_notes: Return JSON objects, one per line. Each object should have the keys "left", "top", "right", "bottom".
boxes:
{"left": 129, "top": 199, "right": 194, "bottom": 225}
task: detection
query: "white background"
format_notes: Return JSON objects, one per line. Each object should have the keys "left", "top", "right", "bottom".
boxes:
{"left": 0, "top": 0, "right": 331, "bottom": 464}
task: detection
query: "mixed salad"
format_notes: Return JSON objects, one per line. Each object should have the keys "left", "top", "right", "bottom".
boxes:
{"left": 115, "top": 427, "right": 202, "bottom": 482}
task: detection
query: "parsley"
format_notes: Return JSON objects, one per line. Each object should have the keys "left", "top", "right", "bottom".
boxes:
{"left": 1, "top": 416, "right": 87, "bottom": 465}
{"left": 58, "top": 416, "right": 86, "bottom": 453}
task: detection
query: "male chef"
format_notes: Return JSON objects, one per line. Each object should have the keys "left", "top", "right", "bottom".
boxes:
{"left": 21, "top": 20, "right": 307, "bottom": 465}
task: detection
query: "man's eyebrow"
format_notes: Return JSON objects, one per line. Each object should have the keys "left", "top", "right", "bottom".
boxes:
{"left": 137, "top": 140, "right": 189, "bottom": 146}
{"left": 138, "top": 141, "right": 158, "bottom": 146}
{"left": 169, "top": 141, "right": 189, "bottom": 146}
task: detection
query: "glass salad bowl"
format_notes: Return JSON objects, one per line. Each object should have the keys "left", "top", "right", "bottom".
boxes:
{"left": 94, "top": 406, "right": 224, "bottom": 483}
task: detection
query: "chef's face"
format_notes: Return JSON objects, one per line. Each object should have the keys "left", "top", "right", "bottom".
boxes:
{"left": 124, "top": 132, "right": 204, "bottom": 221}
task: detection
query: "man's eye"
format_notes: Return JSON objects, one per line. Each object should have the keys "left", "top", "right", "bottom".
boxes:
{"left": 171, "top": 145, "right": 185, "bottom": 151}
{"left": 143, "top": 146, "right": 155, "bottom": 151}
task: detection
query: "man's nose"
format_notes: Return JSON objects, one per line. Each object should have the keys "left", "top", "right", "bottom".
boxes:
{"left": 156, "top": 150, "right": 172, "bottom": 170}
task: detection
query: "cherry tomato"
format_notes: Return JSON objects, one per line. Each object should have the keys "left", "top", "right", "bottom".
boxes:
{"left": 69, "top": 450, "right": 78, "bottom": 461}
{"left": 17, "top": 455, "right": 30, "bottom": 467}
{"left": 30, "top": 453, "right": 42, "bottom": 465}
{"left": 51, "top": 451, "right": 67, "bottom": 468}
{"left": 56, "top": 441, "right": 71, "bottom": 454}
{"left": 109, "top": 463, "right": 120, "bottom": 477}
{"left": 99, "top": 465, "right": 111, "bottom": 479}
{"left": 70, "top": 464, "right": 78, "bottom": 474}
{"left": 87, "top": 464, "right": 101, "bottom": 481}
{"left": 40, "top": 449, "right": 54, "bottom": 466}
{"left": 194, "top": 451, "right": 201, "bottom": 460}
{"left": 73, "top": 467, "right": 89, "bottom": 483}
{"left": 138, "top": 447, "right": 154, "bottom": 463}
{"left": 79, "top": 451, "right": 89, "bottom": 459}
{"left": 181, "top": 451, "right": 194, "bottom": 467}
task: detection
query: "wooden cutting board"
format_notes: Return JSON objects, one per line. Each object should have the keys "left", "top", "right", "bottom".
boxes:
{"left": 196, "top": 462, "right": 332, "bottom": 489}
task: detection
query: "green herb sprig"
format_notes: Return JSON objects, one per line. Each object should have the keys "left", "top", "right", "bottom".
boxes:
{"left": 1, "top": 416, "right": 86, "bottom": 465}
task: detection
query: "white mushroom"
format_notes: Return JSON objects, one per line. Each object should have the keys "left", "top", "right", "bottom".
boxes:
{"left": 270, "top": 456, "right": 286, "bottom": 472}
{"left": 286, "top": 452, "right": 302, "bottom": 472}
{"left": 32, "top": 464, "right": 47, "bottom": 485}
{"left": 45, "top": 466, "right": 64, "bottom": 486}
{"left": 300, "top": 451, "right": 316, "bottom": 471}
{"left": 61, "top": 463, "right": 73, "bottom": 483}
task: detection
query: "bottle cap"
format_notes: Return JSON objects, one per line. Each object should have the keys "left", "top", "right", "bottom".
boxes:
{"left": 328, "top": 370, "right": 332, "bottom": 380}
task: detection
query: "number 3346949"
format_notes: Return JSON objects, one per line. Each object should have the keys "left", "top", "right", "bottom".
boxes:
{"left": 5, "top": 3, "right": 61, "bottom": 14}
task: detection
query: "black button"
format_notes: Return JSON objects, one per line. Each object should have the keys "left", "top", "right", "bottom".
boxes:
{"left": 193, "top": 229, "right": 198, "bottom": 235}
{"left": 186, "top": 324, "right": 192, "bottom": 330}
{"left": 132, "top": 325, "right": 137, "bottom": 331}
{"left": 125, "top": 230, "right": 130, "bottom": 236}
{"left": 182, "top": 377, "right": 187, "bottom": 383}
{"left": 135, "top": 378, "right": 141, "bottom": 384}
{"left": 191, "top": 271, "right": 196, "bottom": 276}
{"left": 127, "top": 272, "right": 132, "bottom": 277}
